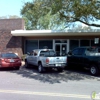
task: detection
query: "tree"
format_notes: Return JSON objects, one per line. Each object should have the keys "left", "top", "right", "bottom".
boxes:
{"left": 21, "top": 0, "right": 66, "bottom": 30}
{"left": 59, "top": 0, "right": 100, "bottom": 28}
{"left": 21, "top": 0, "right": 100, "bottom": 30}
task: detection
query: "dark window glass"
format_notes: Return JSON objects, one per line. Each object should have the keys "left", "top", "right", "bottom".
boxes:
{"left": 72, "top": 48, "right": 85, "bottom": 55}
{"left": 55, "top": 45, "right": 60, "bottom": 56}
{"left": 79, "top": 48, "right": 85, "bottom": 55}
{"left": 80, "top": 40, "right": 90, "bottom": 46}
{"left": 70, "top": 40, "right": 79, "bottom": 50}
{"left": 25, "top": 40, "right": 38, "bottom": 53}
{"left": 40, "top": 50, "right": 55, "bottom": 57}
{"left": 1, "top": 53, "right": 18, "bottom": 58}
{"left": 39, "top": 40, "right": 53, "bottom": 49}
{"left": 91, "top": 40, "right": 100, "bottom": 47}
{"left": 55, "top": 40, "right": 67, "bottom": 43}
{"left": 72, "top": 48, "right": 79, "bottom": 55}
{"left": 91, "top": 40, "right": 95, "bottom": 46}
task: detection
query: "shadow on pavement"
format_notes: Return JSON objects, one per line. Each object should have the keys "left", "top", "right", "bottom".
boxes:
{"left": 5, "top": 63, "right": 100, "bottom": 84}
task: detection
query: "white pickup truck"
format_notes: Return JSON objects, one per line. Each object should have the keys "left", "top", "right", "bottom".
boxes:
{"left": 25, "top": 49, "right": 67, "bottom": 73}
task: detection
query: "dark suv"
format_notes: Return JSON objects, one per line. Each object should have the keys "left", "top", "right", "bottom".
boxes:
{"left": 67, "top": 47, "right": 100, "bottom": 75}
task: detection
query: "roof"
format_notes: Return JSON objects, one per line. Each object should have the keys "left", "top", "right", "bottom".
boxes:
{"left": 11, "top": 30, "right": 100, "bottom": 37}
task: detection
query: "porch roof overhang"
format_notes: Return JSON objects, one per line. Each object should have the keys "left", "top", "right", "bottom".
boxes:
{"left": 11, "top": 30, "right": 100, "bottom": 37}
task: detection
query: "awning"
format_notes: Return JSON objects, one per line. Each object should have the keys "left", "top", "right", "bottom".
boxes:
{"left": 11, "top": 30, "right": 100, "bottom": 37}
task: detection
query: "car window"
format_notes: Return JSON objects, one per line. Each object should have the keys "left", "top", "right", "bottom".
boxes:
{"left": 85, "top": 47, "right": 98, "bottom": 55}
{"left": 79, "top": 48, "right": 85, "bottom": 55}
{"left": 40, "top": 50, "right": 55, "bottom": 57}
{"left": 72, "top": 48, "right": 85, "bottom": 55}
{"left": 1, "top": 53, "right": 18, "bottom": 58}
{"left": 72, "top": 48, "right": 79, "bottom": 55}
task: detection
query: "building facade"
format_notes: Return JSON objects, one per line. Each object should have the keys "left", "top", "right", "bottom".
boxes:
{"left": 0, "top": 19, "right": 24, "bottom": 57}
{"left": 11, "top": 30, "right": 100, "bottom": 56}
{"left": 0, "top": 18, "right": 100, "bottom": 57}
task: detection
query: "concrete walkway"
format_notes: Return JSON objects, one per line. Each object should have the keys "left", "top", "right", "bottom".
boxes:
{"left": 21, "top": 61, "right": 25, "bottom": 66}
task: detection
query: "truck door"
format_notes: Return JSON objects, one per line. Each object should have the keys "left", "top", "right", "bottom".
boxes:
{"left": 68, "top": 48, "right": 80, "bottom": 67}
{"left": 33, "top": 51, "right": 38, "bottom": 66}
{"left": 78, "top": 48, "right": 86, "bottom": 66}
{"left": 28, "top": 51, "right": 35, "bottom": 65}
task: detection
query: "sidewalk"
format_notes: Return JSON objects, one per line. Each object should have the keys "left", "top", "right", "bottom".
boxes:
{"left": 21, "top": 61, "right": 25, "bottom": 66}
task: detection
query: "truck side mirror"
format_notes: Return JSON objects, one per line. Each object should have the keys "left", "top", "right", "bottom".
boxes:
{"left": 27, "top": 52, "right": 31, "bottom": 55}
{"left": 68, "top": 51, "right": 72, "bottom": 55}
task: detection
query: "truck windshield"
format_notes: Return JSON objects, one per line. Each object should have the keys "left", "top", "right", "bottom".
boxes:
{"left": 40, "top": 51, "right": 55, "bottom": 57}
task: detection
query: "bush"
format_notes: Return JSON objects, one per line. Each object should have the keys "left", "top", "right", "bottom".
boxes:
{"left": 21, "top": 54, "right": 27, "bottom": 61}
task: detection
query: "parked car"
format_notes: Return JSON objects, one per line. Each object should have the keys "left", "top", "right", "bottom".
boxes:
{"left": 0, "top": 52, "right": 21, "bottom": 69}
{"left": 25, "top": 49, "right": 67, "bottom": 73}
{"left": 67, "top": 47, "right": 100, "bottom": 76}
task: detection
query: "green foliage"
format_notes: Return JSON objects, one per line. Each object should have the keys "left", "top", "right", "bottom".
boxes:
{"left": 21, "top": 0, "right": 100, "bottom": 30}
{"left": 61, "top": 0, "right": 100, "bottom": 27}
{"left": 21, "top": 0, "right": 66, "bottom": 30}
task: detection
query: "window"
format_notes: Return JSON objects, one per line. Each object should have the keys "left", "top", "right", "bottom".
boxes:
{"left": 72, "top": 48, "right": 79, "bottom": 55}
{"left": 79, "top": 48, "right": 85, "bottom": 55}
{"left": 25, "top": 40, "right": 38, "bottom": 53}
{"left": 39, "top": 40, "right": 53, "bottom": 49}
{"left": 91, "top": 40, "right": 100, "bottom": 47}
{"left": 55, "top": 40, "right": 67, "bottom": 43}
{"left": 70, "top": 40, "right": 79, "bottom": 50}
{"left": 80, "top": 40, "right": 90, "bottom": 46}
{"left": 72, "top": 48, "right": 85, "bottom": 55}
{"left": 2, "top": 53, "right": 18, "bottom": 58}
{"left": 40, "top": 50, "right": 55, "bottom": 57}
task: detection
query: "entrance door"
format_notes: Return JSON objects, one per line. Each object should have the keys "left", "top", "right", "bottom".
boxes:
{"left": 55, "top": 44, "right": 67, "bottom": 56}
{"left": 62, "top": 44, "right": 67, "bottom": 55}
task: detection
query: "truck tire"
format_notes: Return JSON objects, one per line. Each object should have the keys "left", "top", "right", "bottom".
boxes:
{"left": 25, "top": 60, "right": 29, "bottom": 68}
{"left": 14, "top": 66, "right": 20, "bottom": 70}
{"left": 90, "top": 65, "right": 99, "bottom": 76}
{"left": 38, "top": 63, "right": 44, "bottom": 73}
{"left": 57, "top": 68, "right": 63, "bottom": 72}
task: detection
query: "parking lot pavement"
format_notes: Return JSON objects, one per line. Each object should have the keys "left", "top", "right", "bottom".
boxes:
{"left": 19, "top": 61, "right": 100, "bottom": 83}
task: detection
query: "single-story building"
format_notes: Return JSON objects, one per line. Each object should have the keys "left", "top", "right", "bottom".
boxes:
{"left": 0, "top": 18, "right": 100, "bottom": 57}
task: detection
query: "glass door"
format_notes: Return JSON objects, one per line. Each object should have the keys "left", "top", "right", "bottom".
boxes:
{"left": 55, "top": 44, "right": 60, "bottom": 56}
{"left": 55, "top": 44, "right": 67, "bottom": 56}
{"left": 62, "top": 44, "right": 66, "bottom": 56}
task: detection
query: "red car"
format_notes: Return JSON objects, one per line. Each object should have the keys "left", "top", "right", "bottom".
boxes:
{"left": 0, "top": 53, "right": 21, "bottom": 69}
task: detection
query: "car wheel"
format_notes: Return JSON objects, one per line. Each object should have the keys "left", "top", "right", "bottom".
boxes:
{"left": 57, "top": 68, "right": 63, "bottom": 72}
{"left": 38, "top": 63, "right": 44, "bottom": 73}
{"left": 90, "top": 65, "right": 99, "bottom": 76}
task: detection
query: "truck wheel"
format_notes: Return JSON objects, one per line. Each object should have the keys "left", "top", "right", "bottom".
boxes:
{"left": 25, "top": 60, "right": 29, "bottom": 68}
{"left": 15, "top": 66, "right": 20, "bottom": 70}
{"left": 13, "top": 66, "right": 20, "bottom": 70}
{"left": 57, "top": 68, "right": 63, "bottom": 72}
{"left": 38, "top": 63, "right": 44, "bottom": 73}
{"left": 90, "top": 65, "right": 99, "bottom": 76}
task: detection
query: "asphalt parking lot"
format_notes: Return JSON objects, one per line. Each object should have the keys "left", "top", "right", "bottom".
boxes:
{"left": 0, "top": 61, "right": 100, "bottom": 100}
{"left": 1, "top": 61, "right": 99, "bottom": 84}
{"left": 14, "top": 61, "right": 100, "bottom": 84}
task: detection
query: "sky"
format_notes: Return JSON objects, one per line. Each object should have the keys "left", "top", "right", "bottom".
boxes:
{"left": 0, "top": 0, "right": 32, "bottom": 17}
{"left": 0, "top": 0, "right": 99, "bottom": 30}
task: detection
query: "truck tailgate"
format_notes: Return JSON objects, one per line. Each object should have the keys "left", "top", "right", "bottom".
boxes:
{"left": 48, "top": 56, "right": 67, "bottom": 64}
